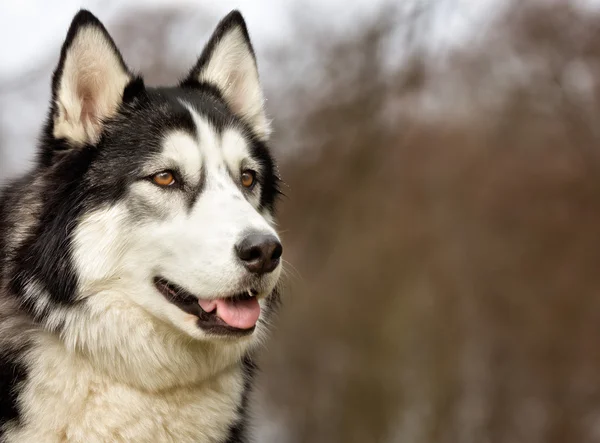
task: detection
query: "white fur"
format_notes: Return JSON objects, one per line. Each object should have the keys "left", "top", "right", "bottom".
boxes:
{"left": 53, "top": 26, "right": 130, "bottom": 145}
{"left": 2, "top": 109, "right": 281, "bottom": 442}
{"left": 3, "top": 333, "right": 245, "bottom": 443}
{"left": 196, "top": 25, "right": 271, "bottom": 140}
{"left": 157, "top": 130, "right": 202, "bottom": 184}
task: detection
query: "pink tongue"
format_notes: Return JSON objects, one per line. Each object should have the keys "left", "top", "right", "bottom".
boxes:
{"left": 198, "top": 297, "right": 260, "bottom": 330}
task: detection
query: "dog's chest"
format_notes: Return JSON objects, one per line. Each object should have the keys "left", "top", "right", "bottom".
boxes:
{"left": 4, "top": 345, "right": 244, "bottom": 443}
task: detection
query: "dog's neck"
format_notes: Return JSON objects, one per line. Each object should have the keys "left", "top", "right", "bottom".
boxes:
{"left": 4, "top": 325, "right": 248, "bottom": 443}
{"left": 33, "top": 327, "right": 246, "bottom": 390}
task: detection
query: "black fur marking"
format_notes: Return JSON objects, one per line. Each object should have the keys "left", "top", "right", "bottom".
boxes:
{"left": 122, "top": 76, "right": 147, "bottom": 105}
{"left": 224, "top": 354, "right": 258, "bottom": 443}
{"left": 226, "top": 286, "right": 282, "bottom": 443}
{"left": 0, "top": 179, "right": 15, "bottom": 279}
{"left": 0, "top": 355, "right": 26, "bottom": 433}
{"left": 249, "top": 137, "right": 280, "bottom": 213}
{"left": 9, "top": 147, "right": 98, "bottom": 308}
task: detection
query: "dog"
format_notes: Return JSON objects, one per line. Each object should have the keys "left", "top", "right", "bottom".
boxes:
{"left": 0, "top": 9, "right": 283, "bottom": 442}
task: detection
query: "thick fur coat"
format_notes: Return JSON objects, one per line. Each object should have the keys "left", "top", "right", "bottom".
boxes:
{"left": 0, "top": 9, "right": 282, "bottom": 443}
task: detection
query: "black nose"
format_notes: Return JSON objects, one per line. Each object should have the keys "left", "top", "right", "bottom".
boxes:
{"left": 235, "top": 233, "right": 283, "bottom": 274}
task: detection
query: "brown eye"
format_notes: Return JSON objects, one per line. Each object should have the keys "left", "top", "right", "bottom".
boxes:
{"left": 241, "top": 170, "right": 256, "bottom": 189}
{"left": 152, "top": 171, "right": 176, "bottom": 187}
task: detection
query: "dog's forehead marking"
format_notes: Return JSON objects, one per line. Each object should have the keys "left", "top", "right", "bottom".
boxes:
{"left": 178, "top": 101, "right": 252, "bottom": 191}
{"left": 222, "top": 129, "right": 253, "bottom": 171}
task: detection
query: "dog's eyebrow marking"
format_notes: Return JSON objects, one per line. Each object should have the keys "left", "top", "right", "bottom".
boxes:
{"left": 159, "top": 128, "right": 205, "bottom": 210}
{"left": 222, "top": 129, "right": 252, "bottom": 171}
{"left": 160, "top": 131, "right": 202, "bottom": 183}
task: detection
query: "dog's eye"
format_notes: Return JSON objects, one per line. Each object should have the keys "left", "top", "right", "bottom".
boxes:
{"left": 241, "top": 170, "right": 256, "bottom": 189}
{"left": 152, "top": 171, "right": 176, "bottom": 187}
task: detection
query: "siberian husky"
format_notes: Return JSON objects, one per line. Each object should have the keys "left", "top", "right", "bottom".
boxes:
{"left": 0, "top": 9, "right": 282, "bottom": 443}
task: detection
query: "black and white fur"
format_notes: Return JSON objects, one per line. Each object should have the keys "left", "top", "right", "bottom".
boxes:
{"left": 0, "top": 9, "right": 282, "bottom": 442}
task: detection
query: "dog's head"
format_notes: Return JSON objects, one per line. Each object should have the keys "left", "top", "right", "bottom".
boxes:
{"left": 12, "top": 9, "right": 283, "bottom": 367}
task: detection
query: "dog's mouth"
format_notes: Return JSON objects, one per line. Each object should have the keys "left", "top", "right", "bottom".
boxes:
{"left": 153, "top": 277, "right": 260, "bottom": 336}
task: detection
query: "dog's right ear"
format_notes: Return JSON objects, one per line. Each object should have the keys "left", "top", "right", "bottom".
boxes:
{"left": 48, "top": 10, "right": 135, "bottom": 148}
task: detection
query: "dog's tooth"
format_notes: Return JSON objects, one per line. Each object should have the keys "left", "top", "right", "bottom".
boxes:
{"left": 247, "top": 289, "right": 255, "bottom": 298}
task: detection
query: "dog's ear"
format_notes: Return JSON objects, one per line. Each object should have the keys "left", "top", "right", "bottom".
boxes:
{"left": 182, "top": 11, "right": 270, "bottom": 140}
{"left": 50, "top": 10, "right": 132, "bottom": 146}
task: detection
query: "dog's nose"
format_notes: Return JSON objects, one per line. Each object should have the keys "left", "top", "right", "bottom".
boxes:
{"left": 235, "top": 233, "right": 283, "bottom": 274}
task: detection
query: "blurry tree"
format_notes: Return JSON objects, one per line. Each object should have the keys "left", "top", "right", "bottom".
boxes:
{"left": 0, "top": 126, "right": 5, "bottom": 177}
{"left": 109, "top": 6, "right": 212, "bottom": 85}
{"left": 254, "top": 1, "right": 600, "bottom": 442}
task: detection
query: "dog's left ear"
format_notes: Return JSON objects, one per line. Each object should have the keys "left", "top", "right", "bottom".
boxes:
{"left": 50, "top": 10, "right": 133, "bottom": 147}
{"left": 182, "top": 11, "right": 270, "bottom": 140}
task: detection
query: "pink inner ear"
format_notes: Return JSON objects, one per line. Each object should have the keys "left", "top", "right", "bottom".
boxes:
{"left": 78, "top": 85, "right": 101, "bottom": 133}
{"left": 228, "top": 71, "right": 242, "bottom": 111}
{"left": 52, "top": 23, "right": 131, "bottom": 145}
{"left": 60, "top": 102, "right": 71, "bottom": 124}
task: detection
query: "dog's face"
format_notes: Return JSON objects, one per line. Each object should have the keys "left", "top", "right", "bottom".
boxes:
{"left": 72, "top": 93, "right": 282, "bottom": 342}
{"left": 15, "top": 10, "right": 282, "bottom": 350}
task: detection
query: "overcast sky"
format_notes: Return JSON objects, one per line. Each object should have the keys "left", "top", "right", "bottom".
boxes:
{"left": 0, "top": 0, "right": 523, "bottom": 80}
{"left": 0, "top": 0, "right": 398, "bottom": 80}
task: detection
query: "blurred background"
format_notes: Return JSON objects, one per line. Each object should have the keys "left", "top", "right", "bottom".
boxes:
{"left": 3, "top": 0, "right": 600, "bottom": 441}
